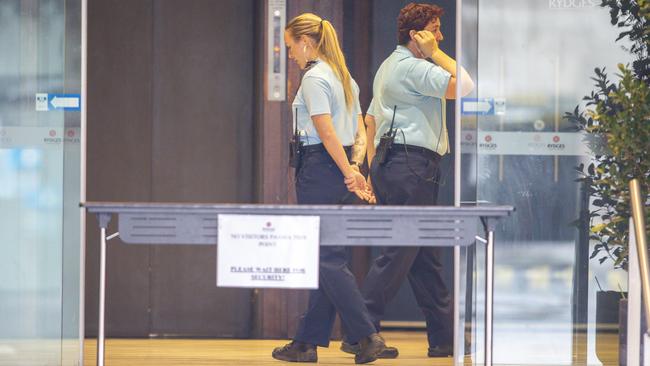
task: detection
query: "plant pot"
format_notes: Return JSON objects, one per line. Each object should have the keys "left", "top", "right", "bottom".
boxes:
{"left": 618, "top": 298, "right": 646, "bottom": 366}
{"left": 620, "top": 298, "right": 627, "bottom": 366}
{"left": 595, "top": 291, "right": 625, "bottom": 365}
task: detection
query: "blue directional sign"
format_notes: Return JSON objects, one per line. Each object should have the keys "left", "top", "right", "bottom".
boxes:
{"left": 48, "top": 94, "right": 81, "bottom": 111}
{"left": 461, "top": 98, "right": 494, "bottom": 116}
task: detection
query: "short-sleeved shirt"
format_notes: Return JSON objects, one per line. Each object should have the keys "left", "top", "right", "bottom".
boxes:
{"left": 367, "top": 45, "right": 451, "bottom": 155}
{"left": 292, "top": 59, "right": 362, "bottom": 146}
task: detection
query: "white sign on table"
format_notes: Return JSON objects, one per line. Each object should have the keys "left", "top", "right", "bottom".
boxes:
{"left": 217, "top": 214, "right": 320, "bottom": 289}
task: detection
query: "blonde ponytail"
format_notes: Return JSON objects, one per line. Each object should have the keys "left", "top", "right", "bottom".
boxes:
{"left": 317, "top": 20, "right": 354, "bottom": 111}
{"left": 286, "top": 13, "right": 354, "bottom": 111}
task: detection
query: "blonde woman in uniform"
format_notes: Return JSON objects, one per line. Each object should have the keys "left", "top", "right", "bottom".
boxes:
{"left": 271, "top": 13, "right": 385, "bottom": 364}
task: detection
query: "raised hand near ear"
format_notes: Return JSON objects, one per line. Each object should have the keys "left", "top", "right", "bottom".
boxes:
{"left": 410, "top": 30, "right": 438, "bottom": 59}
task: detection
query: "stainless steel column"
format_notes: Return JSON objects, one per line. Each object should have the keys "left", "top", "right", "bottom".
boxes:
{"left": 630, "top": 179, "right": 650, "bottom": 333}
{"left": 454, "top": 0, "right": 464, "bottom": 362}
{"left": 80, "top": 1, "right": 88, "bottom": 364}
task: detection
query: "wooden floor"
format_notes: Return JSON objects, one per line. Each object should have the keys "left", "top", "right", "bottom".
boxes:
{"left": 83, "top": 332, "right": 452, "bottom": 366}
{"left": 0, "top": 331, "right": 621, "bottom": 365}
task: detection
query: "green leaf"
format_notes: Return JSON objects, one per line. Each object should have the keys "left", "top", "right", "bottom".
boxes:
{"left": 591, "top": 223, "right": 607, "bottom": 233}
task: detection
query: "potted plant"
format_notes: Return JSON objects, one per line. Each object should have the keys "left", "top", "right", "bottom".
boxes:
{"left": 565, "top": 0, "right": 649, "bottom": 364}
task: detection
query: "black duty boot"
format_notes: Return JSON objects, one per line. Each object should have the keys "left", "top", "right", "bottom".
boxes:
{"left": 340, "top": 341, "right": 360, "bottom": 355}
{"left": 340, "top": 334, "right": 398, "bottom": 359}
{"left": 354, "top": 333, "right": 385, "bottom": 364}
{"left": 272, "top": 341, "right": 317, "bottom": 362}
{"left": 427, "top": 344, "right": 453, "bottom": 357}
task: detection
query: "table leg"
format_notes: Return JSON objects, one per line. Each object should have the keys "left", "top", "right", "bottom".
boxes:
{"left": 453, "top": 246, "right": 460, "bottom": 363}
{"left": 485, "top": 230, "right": 494, "bottom": 366}
{"left": 97, "top": 226, "right": 107, "bottom": 366}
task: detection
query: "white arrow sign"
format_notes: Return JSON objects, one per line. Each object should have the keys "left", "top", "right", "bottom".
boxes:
{"left": 463, "top": 101, "right": 492, "bottom": 113}
{"left": 50, "top": 96, "right": 80, "bottom": 109}
{"left": 461, "top": 98, "right": 496, "bottom": 115}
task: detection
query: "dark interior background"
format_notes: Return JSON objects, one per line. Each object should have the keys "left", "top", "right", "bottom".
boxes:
{"left": 85, "top": 0, "right": 255, "bottom": 337}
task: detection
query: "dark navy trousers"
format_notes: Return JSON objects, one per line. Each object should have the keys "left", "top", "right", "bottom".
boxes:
{"left": 292, "top": 148, "right": 376, "bottom": 347}
{"left": 360, "top": 148, "right": 453, "bottom": 348}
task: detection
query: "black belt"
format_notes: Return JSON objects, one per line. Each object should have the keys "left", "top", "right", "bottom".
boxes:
{"left": 302, "top": 143, "right": 352, "bottom": 155}
{"left": 391, "top": 143, "right": 441, "bottom": 162}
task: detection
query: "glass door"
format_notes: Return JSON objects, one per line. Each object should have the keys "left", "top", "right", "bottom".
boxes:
{"left": 459, "top": 0, "right": 632, "bottom": 364}
{"left": 0, "top": 1, "right": 82, "bottom": 365}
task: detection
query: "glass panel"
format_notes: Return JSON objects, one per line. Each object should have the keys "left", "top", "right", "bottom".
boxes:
{"left": 0, "top": 1, "right": 81, "bottom": 365}
{"left": 461, "top": 1, "right": 632, "bottom": 365}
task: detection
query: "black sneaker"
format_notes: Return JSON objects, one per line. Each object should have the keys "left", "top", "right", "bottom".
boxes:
{"left": 272, "top": 341, "right": 317, "bottom": 362}
{"left": 427, "top": 344, "right": 453, "bottom": 357}
{"left": 340, "top": 340, "right": 399, "bottom": 359}
{"left": 354, "top": 333, "right": 385, "bottom": 364}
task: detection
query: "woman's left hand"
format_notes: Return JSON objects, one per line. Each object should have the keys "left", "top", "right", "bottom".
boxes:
{"left": 345, "top": 171, "right": 375, "bottom": 202}
{"left": 353, "top": 189, "right": 373, "bottom": 202}
{"left": 344, "top": 170, "right": 366, "bottom": 192}
{"left": 366, "top": 177, "right": 376, "bottom": 204}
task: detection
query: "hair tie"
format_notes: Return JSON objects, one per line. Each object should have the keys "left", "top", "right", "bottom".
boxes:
{"left": 320, "top": 19, "right": 324, "bottom": 28}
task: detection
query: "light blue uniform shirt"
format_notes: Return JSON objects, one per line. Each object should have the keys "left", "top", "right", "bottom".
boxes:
{"left": 367, "top": 45, "right": 451, "bottom": 155}
{"left": 292, "top": 60, "right": 361, "bottom": 146}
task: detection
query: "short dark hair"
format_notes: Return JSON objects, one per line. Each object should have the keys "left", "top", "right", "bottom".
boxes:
{"left": 397, "top": 3, "right": 444, "bottom": 45}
